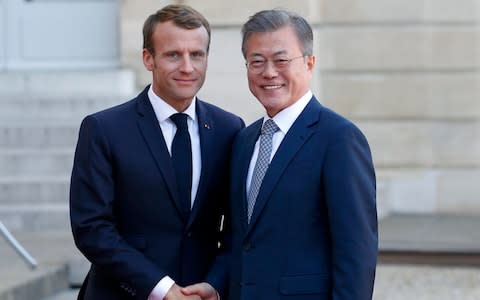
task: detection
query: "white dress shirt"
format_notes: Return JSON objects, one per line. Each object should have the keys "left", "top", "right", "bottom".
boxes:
{"left": 147, "top": 85, "right": 202, "bottom": 300}
{"left": 246, "top": 90, "right": 313, "bottom": 194}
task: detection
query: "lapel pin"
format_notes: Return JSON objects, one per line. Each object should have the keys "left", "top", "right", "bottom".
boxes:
{"left": 204, "top": 123, "right": 210, "bottom": 129}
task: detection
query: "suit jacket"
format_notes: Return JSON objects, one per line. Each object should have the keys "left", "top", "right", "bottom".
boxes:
{"left": 208, "top": 96, "right": 377, "bottom": 300}
{"left": 70, "top": 86, "right": 244, "bottom": 299}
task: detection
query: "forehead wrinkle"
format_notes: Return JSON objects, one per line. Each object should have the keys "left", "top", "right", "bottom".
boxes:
{"left": 273, "top": 50, "right": 288, "bottom": 56}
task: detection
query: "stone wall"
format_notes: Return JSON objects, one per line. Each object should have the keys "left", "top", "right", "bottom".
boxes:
{"left": 121, "top": 0, "right": 480, "bottom": 217}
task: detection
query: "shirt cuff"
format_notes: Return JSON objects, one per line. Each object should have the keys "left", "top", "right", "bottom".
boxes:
{"left": 148, "top": 276, "right": 175, "bottom": 300}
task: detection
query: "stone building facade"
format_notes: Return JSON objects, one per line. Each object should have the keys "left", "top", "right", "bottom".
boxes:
{"left": 0, "top": 0, "right": 479, "bottom": 231}
{"left": 122, "top": 0, "right": 480, "bottom": 218}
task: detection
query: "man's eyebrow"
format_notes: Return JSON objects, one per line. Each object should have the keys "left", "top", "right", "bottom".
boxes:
{"left": 248, "top": 50, "right": 288, "bottom": 58}
{"left": 248, "top": 53, "right": 264, "bottom": 58}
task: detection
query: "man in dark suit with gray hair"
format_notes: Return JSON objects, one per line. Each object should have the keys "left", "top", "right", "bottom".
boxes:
{"left": 184, "top": 8, "right": 377, "bottom": 300}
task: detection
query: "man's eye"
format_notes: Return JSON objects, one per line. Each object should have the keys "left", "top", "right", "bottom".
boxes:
{"left": 166, "top": 53, "right": 179, "bottom": 59}
{"left": 274, "top": 59, "right": 289, "bottom": 67}
{"left": 191, "top": 52, "right": 206, "bottom": 61}
{"left": 250, "top": 60, "right": 265, "bottom": 67}
{"left": 192, "top": 52, "right": 205, "bottom": 58}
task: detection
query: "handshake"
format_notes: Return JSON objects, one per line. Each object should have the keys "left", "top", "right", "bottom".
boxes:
{"left": 163, "top": 282, "right": 218, "bottom": 300}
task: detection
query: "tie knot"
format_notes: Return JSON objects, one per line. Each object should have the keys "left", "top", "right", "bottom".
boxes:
{"left": 170, "top": 113, "right": 189, "bottom": 131}
{"left": 261, "top": 119, "right": 279, "bottom": 136}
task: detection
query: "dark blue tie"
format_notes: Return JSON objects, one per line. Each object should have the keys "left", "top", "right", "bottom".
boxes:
{"left": 170, "top": 113, "right": 192, "bottom": 217}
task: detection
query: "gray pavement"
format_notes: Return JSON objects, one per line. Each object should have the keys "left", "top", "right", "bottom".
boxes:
{"left": 374, "top": 264, "right": 480, "bottom": 300}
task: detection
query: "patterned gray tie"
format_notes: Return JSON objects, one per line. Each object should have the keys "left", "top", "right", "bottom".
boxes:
{"left": 247, "top": 119, "right": 280, "bottom": 222}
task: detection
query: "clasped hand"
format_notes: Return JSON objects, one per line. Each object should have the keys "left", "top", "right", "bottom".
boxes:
{"left": 164, "top": 282, "right": 218, "bottom": 300}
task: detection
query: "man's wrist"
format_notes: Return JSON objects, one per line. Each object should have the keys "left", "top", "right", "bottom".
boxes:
{"left": 148, "top": 276, "right": 175, "bottom": 300}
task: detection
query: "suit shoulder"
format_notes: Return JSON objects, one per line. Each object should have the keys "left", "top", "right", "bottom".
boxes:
{"left": 317, "top": 105, "right": 370, "bottom": 146}
{"left": 86, "top": 86, "right": 148, "bottom": 121}
{"left": 319, "top": 105, "right": 360, "bottom": 132}
{"left": 90, "top": 97, "right": 136, "bottom": 119}
{"left": 81, "top": 91, "right": 144, "bottom": 128}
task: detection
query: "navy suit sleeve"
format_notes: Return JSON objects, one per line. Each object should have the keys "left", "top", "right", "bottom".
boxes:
{"left": 205, "top": 120, "right": 246, "bottom": 297}
{"left": 323, "top": 123, "right": 378, "bottom": 300}
{"left": 70, "top": 115, "right": 164, "bottom": 300}
{"left": 205, "top": 123, "right": 251, "bottom": 297}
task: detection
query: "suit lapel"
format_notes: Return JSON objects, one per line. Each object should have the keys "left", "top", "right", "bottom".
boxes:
{"left": 136, "top": 88, "right": 186, "bottom": 221}
{"left": 186, "top": 100, "right": 213, "bottom": 228}
{"left": 246, "top": 98, "right": 322, "bottom": 232}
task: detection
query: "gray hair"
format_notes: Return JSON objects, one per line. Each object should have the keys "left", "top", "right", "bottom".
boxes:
{"left": 241, "top": 9, "right": 313, "bottom": 58}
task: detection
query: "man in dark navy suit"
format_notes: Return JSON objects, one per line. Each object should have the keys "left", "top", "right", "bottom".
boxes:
{"left": 184, "top": 8, "right": 377, "bottom": 300}
{"left": 70, "top": 5, "right": 244, "bottom": 300}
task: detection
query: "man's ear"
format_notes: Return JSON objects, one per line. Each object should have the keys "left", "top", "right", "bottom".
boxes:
{"left": 306, "top": 55, "right": 316, "bottom": 71}
{"left": 143, "top": 48, "right": 154, "bottom": 71}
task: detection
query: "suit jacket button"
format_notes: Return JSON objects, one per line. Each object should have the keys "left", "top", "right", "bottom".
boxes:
{"left": 187, "top": 232, "right": 192, "bottom": 237}
{"left": 243, "top": 243, "right": 252, "bottom": 251}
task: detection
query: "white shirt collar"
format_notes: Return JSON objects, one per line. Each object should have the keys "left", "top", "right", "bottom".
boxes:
{"left": 148, "top": 85, "right": 197, "bottom": 123}
{"left": 264, "top": 90, "right": 313, "bottom": 134}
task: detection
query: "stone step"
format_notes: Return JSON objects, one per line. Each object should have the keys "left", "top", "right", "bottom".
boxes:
{"left": 0, "top": 264, "right": 69, "bottom": 300}
{"left": 0, "top": 204, "right": 70, "bottom": 232}
{"left": 0, "top": 231, "right": 81, "bottom": 300}
{"left": 0, "top": 69, "right": 136, "bottom": 98}
{"left": 42, "top": 289, "right": 79, "bottom": 300}
{"left": 0, "top": 176, "right": 69, "bottom": 204}
{"left": 0, "top": 123, "right": 79, "bottom": 148}
{"left": 0, "top": 97, "right": 121, "bottom": 121}
{"left": 379, "top": 213, "right": 480, "bottom": 266}
{"left": 0, "top": 149, "right": 73, "bottom": 177}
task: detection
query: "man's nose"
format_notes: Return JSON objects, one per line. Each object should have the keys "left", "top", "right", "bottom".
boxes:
{"left": 262, "top": 60, "right": 278, "bottom": 77}
{"left": 179, "top": 55, "right": 194, "bottom": 72}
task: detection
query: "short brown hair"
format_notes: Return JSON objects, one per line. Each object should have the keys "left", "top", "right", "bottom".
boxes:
{"left": 143, "top": 4, "right": 211, "bottom": 54}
